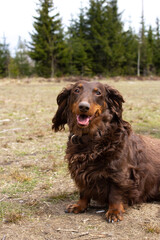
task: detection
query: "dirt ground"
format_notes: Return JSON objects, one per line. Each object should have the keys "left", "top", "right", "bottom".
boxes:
{"left": 1, "top": 201, "right": 160, "bottom": 240}
{"left": 0, "top": 78, "right": 160, "bottom": 240}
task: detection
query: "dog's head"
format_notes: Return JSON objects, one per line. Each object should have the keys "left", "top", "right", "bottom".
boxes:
{"left": 52, "top": 81, "right": 124, "bottom": 134}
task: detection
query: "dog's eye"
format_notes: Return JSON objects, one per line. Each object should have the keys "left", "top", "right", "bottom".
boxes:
{"left": 74, "top": 88, "right": 80, "bottom": 93}
{"left": 96, "top": 90, "right": 101, "bottom": 96}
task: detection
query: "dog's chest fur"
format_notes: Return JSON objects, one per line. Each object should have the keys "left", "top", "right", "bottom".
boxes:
{"left": 65, "top": 136, "right": 128, "bottom": 202}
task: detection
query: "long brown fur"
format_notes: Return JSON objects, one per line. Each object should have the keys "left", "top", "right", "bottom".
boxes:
{"left": 52, "top": 81, "right": 160, "bottom": 222}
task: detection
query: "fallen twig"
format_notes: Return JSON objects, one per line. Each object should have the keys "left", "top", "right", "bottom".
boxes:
{"left": 96, "top": 210, "right": 105, "bottom": 213}
{"left": 90, "top": 233, "right": 112, "bottom": 239}
{"left": 2, "top": 235, "right": 6, "bottom": 240}
{"left": 0, "top": 197, "right": 6, "bottom": 202}
{"left": 56, "top": 228, "right": 79, "bottom": 233}
{"left": 78, "top": 232, "right": 89, "bottom": 237}
{"left": 71, "top": 232, "right": 89, "bottom": 239}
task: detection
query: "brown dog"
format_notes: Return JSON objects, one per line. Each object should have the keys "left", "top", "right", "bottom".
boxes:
{"left": 52, "top": 81, "right": 160, "bottom": 222}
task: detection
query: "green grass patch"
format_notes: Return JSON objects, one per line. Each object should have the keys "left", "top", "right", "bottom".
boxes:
{"left": 45, "top": 191, "right": 78, "bottom": 204}
{"left": 14, "top": 150, "right": 29, "bottom": 157}
{"left": 1, "top": 179, "right": 37, "bottom": 197}
{"left": 0, "top": 201, "right": 27, "bottom": 223}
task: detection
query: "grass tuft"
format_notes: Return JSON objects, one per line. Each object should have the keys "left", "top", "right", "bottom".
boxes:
{"left": 145, "top": 223, "right": 160, "bottom": 234}
{"left": 10, "top": 170, "right": 31, "bottom": 182}
{"left": 3, "top": 211, "right": 23, "bottom": 224}
{"left": 46, "top": 191, "right": 78, "bottom": 203}
{"left": 0, "top": 202, "right": 25, "bottom": 224}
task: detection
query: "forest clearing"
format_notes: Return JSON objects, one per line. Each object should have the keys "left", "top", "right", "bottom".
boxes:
{"left": 0, "top": 78, "right": 160, "bottom": 240}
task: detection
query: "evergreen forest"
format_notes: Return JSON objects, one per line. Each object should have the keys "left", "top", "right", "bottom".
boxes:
{"left": 1, "top": 0, "right": 160, "bottom": 78}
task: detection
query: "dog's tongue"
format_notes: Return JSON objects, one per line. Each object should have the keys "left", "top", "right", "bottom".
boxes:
{"left": 77, "top": 115, "right": 90, "bottom": 126}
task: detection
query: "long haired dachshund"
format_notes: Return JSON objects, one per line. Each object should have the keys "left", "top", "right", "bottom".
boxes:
{"left": 52, "top": 81, "right": 160, "bottom": 223}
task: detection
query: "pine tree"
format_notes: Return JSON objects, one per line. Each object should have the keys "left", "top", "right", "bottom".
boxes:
{"left": 17, "top": 38, "right": 32, "bottom": 77}
{"left": 12, "top": 37, "right": 33, "bottom": 78}
{"left": 67, "top": 7, "right": 92, "bottom": 75}
{"left": 138, "top": 2, "right": 148, "bottom": 76}
{"left": 146, "top": 26, "right": 154, "bottom": 74}
{"left": 104, "top": 0, "right": 125, "bottom": 75}
{"left": 122, "top": 28, "right": 138, "bottom": 75}
{"left": 0, "top": 36, "right": 10, "bottom": 77}
{"left": 85, "top": 0, "right": 111, "bottom": 74}
{"left": 153, "top": 18, "right": 160, "bottom": 74}
{"left": 29, "top": 0, "right": 66, "bottom": 77}
{"left": 8, "top": 58, "right": 19, "bottom": 78}
{"left": 83, "top": 0, "right": 125, "bottom": 75}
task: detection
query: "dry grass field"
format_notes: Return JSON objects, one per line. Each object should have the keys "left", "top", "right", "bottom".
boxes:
{"left": 0, "top": 78, "right": 160, "bottom": 240}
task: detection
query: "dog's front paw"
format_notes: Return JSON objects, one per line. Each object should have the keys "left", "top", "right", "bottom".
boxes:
{"left": 106, "top": 203, "right": 125, "bottom": 223}
{"left": 65, "top": 203, "right": 86, "bottom": 214}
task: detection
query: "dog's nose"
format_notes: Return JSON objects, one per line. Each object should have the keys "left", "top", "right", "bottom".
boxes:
{"left": 79, "top": 101, "right": 90, "bottom": 112}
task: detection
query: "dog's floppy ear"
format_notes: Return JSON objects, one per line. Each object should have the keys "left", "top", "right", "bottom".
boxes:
{"left": 105, "top": 84, "right": 124, "bottom": 119}
{"left": 52, "top": 85, "right": 73, "bottom": 131}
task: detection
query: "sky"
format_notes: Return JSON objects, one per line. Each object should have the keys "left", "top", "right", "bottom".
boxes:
{"left": 0, "top": 0, "right": 160, "bottom": 55}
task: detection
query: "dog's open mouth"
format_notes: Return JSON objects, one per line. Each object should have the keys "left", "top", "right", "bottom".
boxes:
{"left": 76, "top": 115, "right": 92, "bottom": 126}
